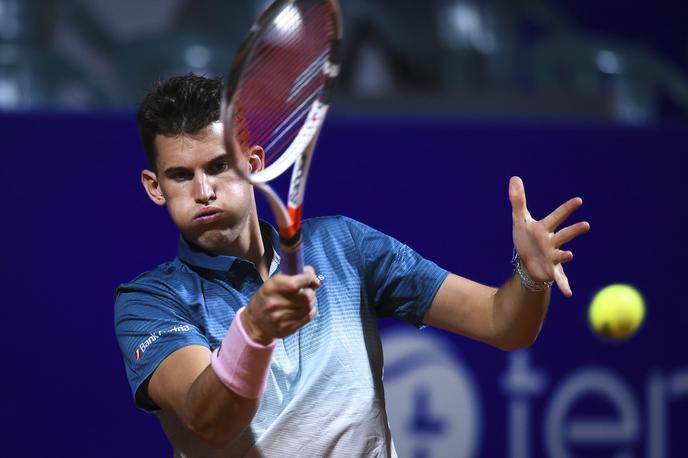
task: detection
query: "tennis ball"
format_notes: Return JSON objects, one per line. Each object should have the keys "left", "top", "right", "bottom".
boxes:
{"left": 588, "top": 284, "right": 645, "bottom": 340}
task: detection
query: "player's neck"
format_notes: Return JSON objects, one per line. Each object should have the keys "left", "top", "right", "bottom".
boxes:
{"left": 236, "top": 215, "right": 272, "bottom": 281}
{"left": 195, "top": 214, "right": 271, "bottom": 280}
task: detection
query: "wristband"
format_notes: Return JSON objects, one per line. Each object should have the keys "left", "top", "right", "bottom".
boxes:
{"left": 211, "top": 307, "right": 276, "bottom": 399}
{"left": 512, "top": 250, "right": 553, "bottom": 292}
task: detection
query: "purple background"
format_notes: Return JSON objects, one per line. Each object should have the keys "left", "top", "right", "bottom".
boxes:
{"left": 2, "top": 112, "right": 686, "bottom": 456}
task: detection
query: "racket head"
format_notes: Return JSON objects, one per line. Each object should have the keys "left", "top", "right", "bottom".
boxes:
{"left": 222, "top": 0, "right": 342, "bottom": 184}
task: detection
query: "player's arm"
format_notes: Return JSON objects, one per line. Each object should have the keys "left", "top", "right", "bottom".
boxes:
{"left": 423, "top": 273, "right": 550, "bottom": 350}
{"left": 423, "top": 177, "right": 589, "bottom": 350}
{"left": 148, "top": 345, "right": 256, "bottom": 448}
{"left": 148, "top": 268, "right": 320, "bottom": 448}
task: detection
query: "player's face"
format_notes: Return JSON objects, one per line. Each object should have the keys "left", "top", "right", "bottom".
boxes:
{"left": 144, "top": 122, "right": 256, "bottom": 254}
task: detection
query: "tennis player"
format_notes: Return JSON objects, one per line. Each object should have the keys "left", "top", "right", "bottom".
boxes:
{"left": 115, "top": 74, "right": 589, "bottom": 457}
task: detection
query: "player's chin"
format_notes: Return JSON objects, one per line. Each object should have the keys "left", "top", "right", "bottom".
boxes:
{"left": 188, "top": 226, "right": 236, "bottom": 252}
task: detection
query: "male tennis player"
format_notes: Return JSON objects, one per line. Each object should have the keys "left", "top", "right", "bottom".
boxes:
{"left": 115, "top": 74, "right": 589, "bottom": 457}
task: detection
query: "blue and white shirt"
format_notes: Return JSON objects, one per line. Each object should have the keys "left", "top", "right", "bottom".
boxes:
{"left": 115, "top": 216, "right": 448, "bottom": 457}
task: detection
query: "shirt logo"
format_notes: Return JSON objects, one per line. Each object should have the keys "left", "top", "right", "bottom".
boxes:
{"left": 134, "top": 324, "right": 191, "bottom": 361}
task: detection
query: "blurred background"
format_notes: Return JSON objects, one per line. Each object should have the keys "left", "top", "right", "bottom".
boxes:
{"left": 2, "top": 0, "right": 688, "bottom": 123}
{"left": 2, "top": 1, "right": 687, "bottom": 457}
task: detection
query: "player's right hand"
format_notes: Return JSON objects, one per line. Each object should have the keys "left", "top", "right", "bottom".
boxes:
{"left": 242, "top": 265, "right": 320, "bottom": 345}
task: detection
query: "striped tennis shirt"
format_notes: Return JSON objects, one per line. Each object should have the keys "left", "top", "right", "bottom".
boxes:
{"left": 115, "top": 216, "right": 448, "bottom": 457}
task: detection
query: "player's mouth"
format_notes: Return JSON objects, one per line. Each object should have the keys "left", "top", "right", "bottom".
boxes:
{"left": 193, "top": 207, "right": 223, "bottom": 223}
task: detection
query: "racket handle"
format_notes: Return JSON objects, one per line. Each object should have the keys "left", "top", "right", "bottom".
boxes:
{"left": 280, "top": 243, "right": 303, "bottom": 275}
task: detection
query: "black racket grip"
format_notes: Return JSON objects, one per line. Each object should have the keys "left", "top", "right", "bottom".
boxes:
{"left": 280, "top": 244, "right": 303, "bottom": 275}
{"left": 279, "top": 228, "right": 303, "bottom": 275}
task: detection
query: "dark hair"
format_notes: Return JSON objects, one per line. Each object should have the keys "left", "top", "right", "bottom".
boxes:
{"left": 137, "top": 74, "right": 223, "bottom": 170}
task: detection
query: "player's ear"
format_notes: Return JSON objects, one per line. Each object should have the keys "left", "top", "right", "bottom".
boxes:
{"left": 141, "top": 169, "right": 166, "bottom": 206}
{"left": 248, "top": 145, "right": 265, "bottom": 173}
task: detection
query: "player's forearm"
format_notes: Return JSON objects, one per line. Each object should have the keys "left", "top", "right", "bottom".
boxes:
{"left": 491, "top": 274, "right": 550, "bottom": 350}
{"left": 181, "top": 306, "right": 275, "bottom": 448}
{"left": 183, "top": 364, "right": 259, "bottom": 448}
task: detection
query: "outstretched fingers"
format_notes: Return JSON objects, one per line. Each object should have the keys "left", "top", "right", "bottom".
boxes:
{"left": 509, "top": 176, "right": 528, "bottom": 221}
{"left": 542, "top": 197, "right": 583, "bottom": 231}
{"left": 553, "top": 221, "right": 590, "bottom": 247}
{"left": 553, "top": 249, "right": 573, "bottom": 264}
{"left": 553, "top": 264, "right": 573, "bottom": 297}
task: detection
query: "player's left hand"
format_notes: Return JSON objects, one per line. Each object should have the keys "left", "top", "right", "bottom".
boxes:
{"left": 509, "top": 176, "right": 590, "bottom": 296}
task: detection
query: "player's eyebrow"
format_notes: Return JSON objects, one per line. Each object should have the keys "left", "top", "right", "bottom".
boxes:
{"left": 163, "top": 166, "right": 191, "bottom": 178}
{"left": 205, "top": 153, "right": 230, "bottom": 167}
{"left": 162, "top": 152, "right": 229, "bottom": 177}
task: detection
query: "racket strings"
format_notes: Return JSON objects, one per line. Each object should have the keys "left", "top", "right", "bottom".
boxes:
{"left": 234, "top": 1, "right": 336, "bottom": 166}
{"left": 261, "top": 55, "right": 328, "bottom": 162}
{"left": 242, "top": 14, "right": 328, "bottom": 152}
{"left": 243, "top": 1, "right": 324, "bottom": 81}
{"left": 255, "top": 53, "right": 328, "bottom": 162}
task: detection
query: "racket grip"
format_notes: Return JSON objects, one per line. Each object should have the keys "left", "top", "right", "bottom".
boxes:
{"left": 280, "top": 245, "right": 303, "bottom": 275}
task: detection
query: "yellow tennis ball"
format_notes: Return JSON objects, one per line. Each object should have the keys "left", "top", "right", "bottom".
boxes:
{"left": 589, "top": 284, "right": 645, "bottom": 340}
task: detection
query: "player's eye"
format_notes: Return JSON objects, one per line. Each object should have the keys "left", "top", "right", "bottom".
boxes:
{"left": 170, "top": 171, "right": 192, "bottom": 182}
{"left": 208, "top": 160, "right": 230, "bottom": 175}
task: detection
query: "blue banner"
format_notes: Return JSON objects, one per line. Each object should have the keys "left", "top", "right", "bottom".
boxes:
{"left": 2, "top": 112, "right": 686, "bottom": 457}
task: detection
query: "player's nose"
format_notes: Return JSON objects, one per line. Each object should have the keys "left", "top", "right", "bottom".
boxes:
{"left": 193, "top": 173, "right": 216, "bottom": 204}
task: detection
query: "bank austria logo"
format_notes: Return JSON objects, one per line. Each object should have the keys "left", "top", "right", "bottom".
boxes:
{"left": 134, "top": 324, "right": 191, "bottom": 360}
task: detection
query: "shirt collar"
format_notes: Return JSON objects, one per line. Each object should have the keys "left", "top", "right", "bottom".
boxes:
{"left": 177, "top": 220, "right": 280, "bottom": 273}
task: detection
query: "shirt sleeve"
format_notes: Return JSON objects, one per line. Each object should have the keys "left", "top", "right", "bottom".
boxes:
{"left": 114, "top": 273, "right": 210, "bottom": 411}
{"left": 343, "top": 217, "right": 449, "bottom": 327}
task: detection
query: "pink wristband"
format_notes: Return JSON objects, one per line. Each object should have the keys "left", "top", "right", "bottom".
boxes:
{"left": 211, "top": 307, "right": 276, "bottom": 399}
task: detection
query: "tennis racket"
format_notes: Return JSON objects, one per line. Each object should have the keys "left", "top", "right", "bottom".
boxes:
{"left": 222, "top": 0, "right": 342, "bottom": 275}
